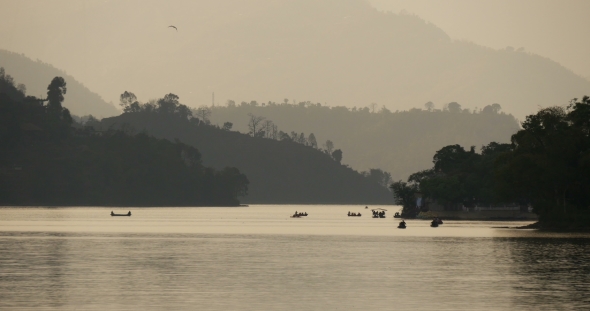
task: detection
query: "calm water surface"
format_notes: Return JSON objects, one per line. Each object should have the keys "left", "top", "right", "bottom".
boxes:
{"left": 1, "top": 205, "right": 589, "bottom": 310}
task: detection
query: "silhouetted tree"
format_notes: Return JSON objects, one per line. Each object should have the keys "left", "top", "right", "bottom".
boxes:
{"left": 195, "top": 106, "right": 212, "bottom": 124}
{"left": 308, "top": 133, "right": 317, "bottom": 148}
{"left": 324, "top": 140, "right": 334, "bottom": 154}
{"left": 332, "top": 149, "right": 343, "bottom": 163}
{"left": 119, "top": 91, "right": 141, "bottom": 113}
{"left": 446, "top": 102, "right": 462, "bottom": 113}
{"left": 247, "top": 113, "right": 265, "bottom": 137}
{"left": 222, "top": 122, "right": 233, "bottom": 131}
{"left": 157, "top": 93, "right": 180, "bottom": 114}
{"left": 390, "top": 181, "right": 419, "bottom": 217}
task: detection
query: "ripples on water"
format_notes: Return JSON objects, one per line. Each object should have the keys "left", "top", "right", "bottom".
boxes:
{"left": 0, "top": 206, "right": 589, "bottom": 311}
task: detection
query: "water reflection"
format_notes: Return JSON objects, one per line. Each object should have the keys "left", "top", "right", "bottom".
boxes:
{"left": 0, "top": 232, "right": 68, "bottom": 309}
{"left": 503, "top": 238, "right": 590, "bottom": 310}
{"left": 1, "top": 207, "right": 589, "bottom": 310}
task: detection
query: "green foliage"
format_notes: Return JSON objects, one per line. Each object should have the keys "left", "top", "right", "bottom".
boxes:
{"left": 406, "top": 142, "right": 512, "bottom": 210}
{"left": 99, "top": 102, "right": 393, "bottom": 204}
{"left": 331, "top": 149, "right": 343, "bottom": 164}
{"left": 495, "top": 96, "right": 590, "bottom": 228}
{"left": 389, "top": 181, "right": 419, "bottom": 217}
{"left": 0, "top": 73, "right": 248, "bottom": 206}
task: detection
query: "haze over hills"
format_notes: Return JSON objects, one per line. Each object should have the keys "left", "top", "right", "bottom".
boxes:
{"left": 0, "top": 50, "right": 119, "bottom": 117}
{"left": 98, "top": 110, "right": 393, "bottom": 204}
{"left": 209, "top": 103, "right": 520, "bottom": 181}
{"left": 1, "top": 0, "right": 588, "bottom": 120}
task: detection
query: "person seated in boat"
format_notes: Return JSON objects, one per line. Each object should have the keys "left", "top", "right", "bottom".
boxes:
{"left": 358, "top": 213, "right": 361, "bottom": 216}
{"left": 127, "top": 211, "right": 131, "bottom": 216}
{"left": 111, "top": 211, "right": 114, "bottom": 216}
{"left": 348, "top": 211, "right": 351, "bottom": 216}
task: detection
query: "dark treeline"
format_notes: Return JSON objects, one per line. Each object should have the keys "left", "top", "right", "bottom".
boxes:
{"left": 392, "top": 96, "right": 590, "bottom": 230}
{"left": 0, "top": 69, "right": 248, "bottom": 206}
{"left": 95, "top": 92, "right": 393, "bottom": 204}
{"left": 208, "top": 100, "right": 520, "bottom": 181}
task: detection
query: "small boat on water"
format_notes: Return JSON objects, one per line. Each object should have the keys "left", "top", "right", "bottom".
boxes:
{"left": 347, "top": 212, "right": 362, "bottom": 217}
{"left": 430, "top": 219, "right": 439, "bottom": 227}
{"left": 398, "top": 220, "right": 406, "bottom": 229}
{"left": 291, "top": 212, "right": 308, "bottom": 218}
{"left": 371, "top": 208, "right": 387, "bottom": 218}
{"left": 393, "top": 212, "right": 402, "bottom": 218}
{"left": 111, "top": 211, "right": 131, "bottom": 217}
{"left": 291, "top": 211, "right": 307, "bottom": 218}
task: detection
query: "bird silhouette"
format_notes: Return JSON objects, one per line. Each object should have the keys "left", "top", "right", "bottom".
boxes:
{"left": 168, "top": 25, "right": 177, "bottom": 31}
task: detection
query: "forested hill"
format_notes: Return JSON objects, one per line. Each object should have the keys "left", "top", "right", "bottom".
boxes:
{"left": 209, "top": 102, "right": 521, "bottom": 181}
{"left": 100, "top": 107, "right": 393, "bottom": 204}
{"left": 0, "top": 72, "right": 248, "bottom": 207}
{"left": 0, "top": 49, "right": 119, "bottom": 117}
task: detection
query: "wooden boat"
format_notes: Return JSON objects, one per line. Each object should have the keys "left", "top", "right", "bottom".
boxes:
{"left": 397, "top": 221, "right": 406, "bottom": 229}
{"left": 393, "top": 212, "right": 402, "bottom": 218}
{"left": 111, "top": 211, "right": 131, "bottom": 217}
{"left": 348, "top": 214, "right": 362, "bottom": 217}
{"left": 430, "top": 220, "right": 438, "bottom": 227}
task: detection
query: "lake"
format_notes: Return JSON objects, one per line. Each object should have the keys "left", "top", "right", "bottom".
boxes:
{"left": 1, "top": 205, "right": 589, "bottom": 310}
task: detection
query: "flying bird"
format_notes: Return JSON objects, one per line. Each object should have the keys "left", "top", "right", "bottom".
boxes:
{"left": 168, "top": 25, "right": 177, "bottom": 31}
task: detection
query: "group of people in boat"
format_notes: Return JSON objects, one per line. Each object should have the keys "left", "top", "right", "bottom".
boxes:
{"left": 347, "top": 211, "right": 362, "bottom": 217}
{"left": 292, "top": 211, "right": 308, "bottom": 217}
{"left": 431, "top": 217, "right": 443, "bottom": 227}
{"left": 372, "top": 210, "right": 386, "bottom": 218}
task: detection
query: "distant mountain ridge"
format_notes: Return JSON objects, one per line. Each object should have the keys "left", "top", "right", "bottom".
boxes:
{"left": 0, "top": 49, "right": 119, "bottom": 117}
{"left": 2, "top": 1, "right": 588, "bottom": 119}
{"left": 209, "top": 103, "right": 521, "bottom": 181}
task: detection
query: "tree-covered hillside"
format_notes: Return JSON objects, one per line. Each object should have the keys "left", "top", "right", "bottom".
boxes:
{"left": 99, "top": 93, "right": 393, "bottom": 204}
{"left": 208, "top": 101, "right": 520, "bottom": 180}
{"left": 0, "top": 69, "right": 247, "bottom": 206}
{"left": 0, "top": 49, "right": 119, "bottom": 117}
{"left": 391, "top": 96, "right": 590, "bottom": 230}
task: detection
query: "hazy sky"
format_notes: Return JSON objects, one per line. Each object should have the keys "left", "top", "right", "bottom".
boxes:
{"left": 0, "top": 0, "right": 589, "bottom": 115}
{"left": 367, "top": 0, "right": 590, "bottom": 80}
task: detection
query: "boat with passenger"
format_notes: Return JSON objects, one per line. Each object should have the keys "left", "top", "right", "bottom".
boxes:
{"left": 347, "top": 212, "right": 362, "bottom": 217}
{"left": 397, "top": 220, "right": 406, "bottom": 229}
{"left": 291, "top": 211, "right": 308, "bottom": 218}
{"left": 430, "top": 218, "right": 439, "bottom": 227}
{"left": 111, "top": 211, "right": 131, "bottom": 217}
{"left": 371, "top": 208, "right": 387, "bottom": 218}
